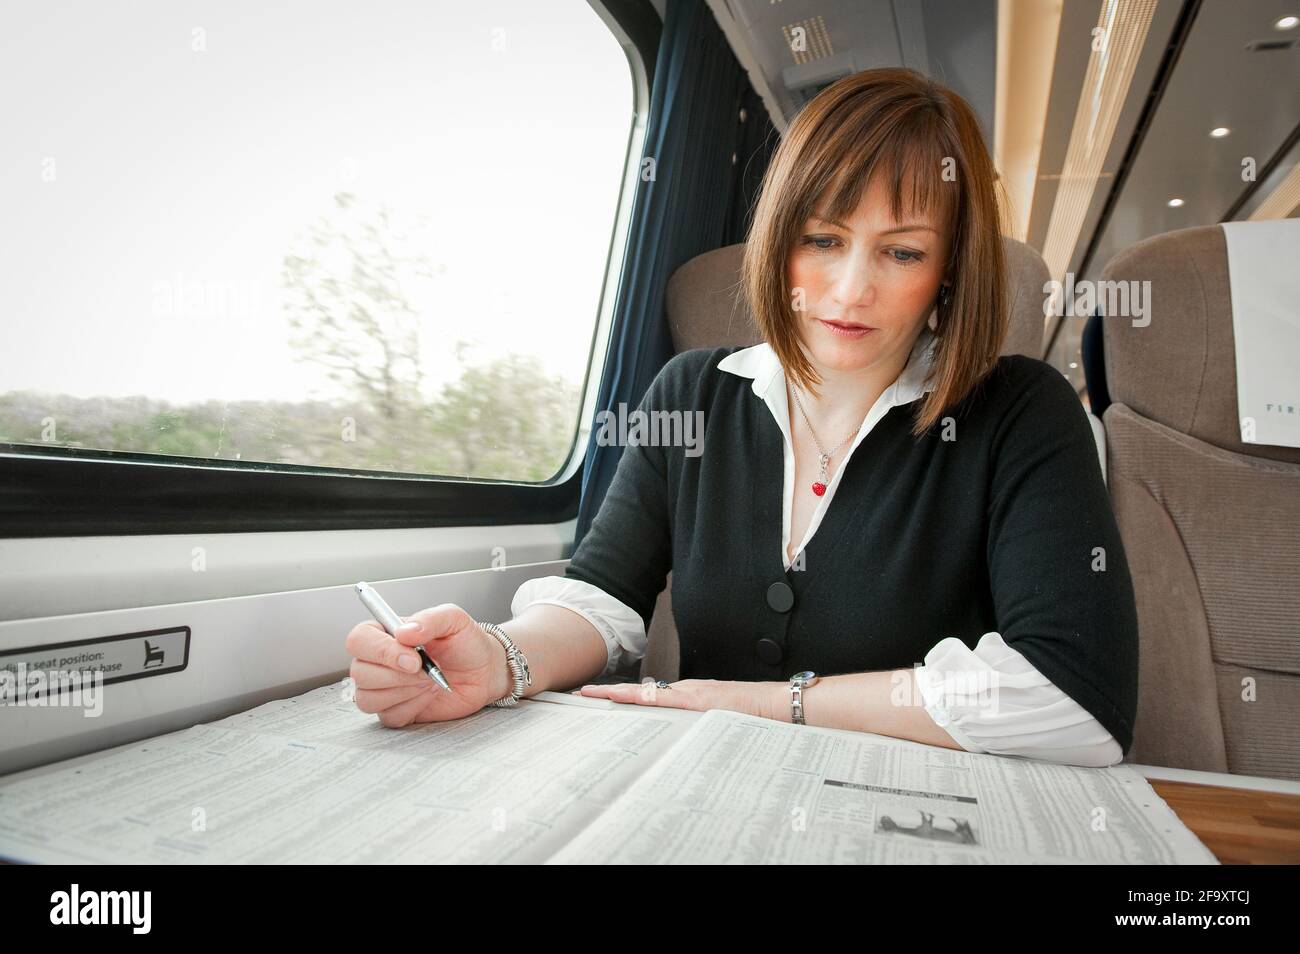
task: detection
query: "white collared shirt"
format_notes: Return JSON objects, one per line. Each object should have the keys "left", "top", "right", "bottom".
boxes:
{"left": 718, "top": 326, "right": 941, "bottom": 571}
{"left": 512, "top": 328, "right": 1123, "bottom": 767}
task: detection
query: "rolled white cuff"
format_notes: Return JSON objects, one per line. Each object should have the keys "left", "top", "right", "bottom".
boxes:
{"left": 510, "top": 576, "right": 648, "bottom": 678}
{"left": 914, "top": 631, "right": 1124, "bottom": 767}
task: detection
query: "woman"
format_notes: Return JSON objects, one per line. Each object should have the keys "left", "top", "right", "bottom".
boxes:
{"left": 343, "top": 68, "right": 1139, "bottom": 767}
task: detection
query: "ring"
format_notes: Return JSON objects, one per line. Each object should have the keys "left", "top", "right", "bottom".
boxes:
{"left": 656, "top": 680, "right": 671, "bottom": 689}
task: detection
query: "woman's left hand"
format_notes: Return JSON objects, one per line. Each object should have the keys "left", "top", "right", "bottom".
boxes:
{"left": 575, "top": 678, "right": 778, "bottom": 719}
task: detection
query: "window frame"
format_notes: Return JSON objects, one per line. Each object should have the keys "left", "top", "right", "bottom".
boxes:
{"left": 0, "top": 0, "right": 660, "bottom": 539}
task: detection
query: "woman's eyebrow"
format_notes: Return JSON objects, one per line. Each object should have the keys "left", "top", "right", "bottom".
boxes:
{"left": 880, "top": 224, "right": 938, "bottom": 235}
{"left": 812, "top": 215, "right": 850, "bottom": 229}
{"left": 811, "top": 216, "right": 937, "bottom": 236}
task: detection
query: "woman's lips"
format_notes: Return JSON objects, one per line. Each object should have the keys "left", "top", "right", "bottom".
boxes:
{"left": 819, "top": 319, "right": 875, "bottom": 339}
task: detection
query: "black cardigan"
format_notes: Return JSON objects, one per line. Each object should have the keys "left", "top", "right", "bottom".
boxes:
{"left": 565, "top": 346, "right": 1140, "bottom": 753}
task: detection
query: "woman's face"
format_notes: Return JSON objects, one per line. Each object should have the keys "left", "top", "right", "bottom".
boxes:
{"left": 787, "top": 173, "right": 950, "bottom": 380}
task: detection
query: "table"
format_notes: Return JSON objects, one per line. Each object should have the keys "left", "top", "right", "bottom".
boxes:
{"left": 1141, "top": 776, "right": 1300, "bottom": 863}
{"left": 4, "top": 704, "right": 1298, "bottom": 864}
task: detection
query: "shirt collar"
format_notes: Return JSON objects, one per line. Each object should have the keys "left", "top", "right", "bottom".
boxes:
{"left": 717, "top": 325, "right": 939, "bottom": 408}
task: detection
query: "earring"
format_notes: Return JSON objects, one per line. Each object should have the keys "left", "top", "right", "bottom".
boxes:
{"left": 938, "top": 283, "right": 952, "bottom": 309}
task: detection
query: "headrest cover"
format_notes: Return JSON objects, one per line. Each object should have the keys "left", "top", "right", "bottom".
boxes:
{"left": 665, "top": 237, "right": 1048, "bottom": 358}
{"left": 1102, "top": 223, "right": 1300, "bottom": 465}
{"left": 1222, "top": 218, "right": 1300, "bottom": 450}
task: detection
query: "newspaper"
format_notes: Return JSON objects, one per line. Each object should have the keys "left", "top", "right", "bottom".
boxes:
{"left": 0, "top": 682, "right": 697, "bottom": 864}
{"left": 0, "top": 680, "right": 1216, "bottom": 864}
{"left": 548, "top": 708, "right": 1218, "bottom": 864}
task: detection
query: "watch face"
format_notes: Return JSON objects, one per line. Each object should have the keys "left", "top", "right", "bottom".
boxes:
{"left": 793, "top": 670, "right": 816, "bottom": 683}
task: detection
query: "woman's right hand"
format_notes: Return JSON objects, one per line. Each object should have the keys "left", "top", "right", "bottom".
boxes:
{"left": 345, "top": 603, "right": 509, "bottom": 727}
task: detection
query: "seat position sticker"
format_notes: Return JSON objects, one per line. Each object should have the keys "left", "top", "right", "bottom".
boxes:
{"left": 0, "top": 627, "right": 191, "bottom": 703}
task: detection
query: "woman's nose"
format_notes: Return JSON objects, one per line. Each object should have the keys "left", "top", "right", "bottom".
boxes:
{"left": 827, "top": 254, "right": 876, "bottom": 309}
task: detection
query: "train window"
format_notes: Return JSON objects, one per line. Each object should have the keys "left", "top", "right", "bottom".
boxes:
{"left": 0, "top": 1, "right": 634, "bottom": 484}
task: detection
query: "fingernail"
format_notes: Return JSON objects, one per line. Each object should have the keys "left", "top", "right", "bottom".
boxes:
{"left": 399, "top": 654, "right": 420, "bottom": 672}
{"left": 580, "top": 685, "right": 595, "bottom": 692}
{"left": 396, "top": 620, "right": 421, "bottom": 634}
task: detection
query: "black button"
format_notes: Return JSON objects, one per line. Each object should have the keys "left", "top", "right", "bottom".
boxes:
{"left": 766, "top": 581, "right": 794, "bottom": 613}
{"left": 755, "top": 638, "right": 784, "bottom": 666}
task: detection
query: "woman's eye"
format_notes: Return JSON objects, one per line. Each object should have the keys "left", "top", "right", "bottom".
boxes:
{"left": 801, "top": 235, "right": 838, "bottom": 251}
{"left": 888, "top": 248, "right": 924, "bottom": 265}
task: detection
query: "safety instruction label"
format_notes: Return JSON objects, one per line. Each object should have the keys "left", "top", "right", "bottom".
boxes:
{"left": 0, "top": 626, "right": 190, "bottom": 701}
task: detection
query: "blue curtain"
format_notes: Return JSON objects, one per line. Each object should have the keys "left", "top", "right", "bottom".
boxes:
{"left": 1081, "top": 310, "right": 1111, "bottom": 416}
{"left": 572, "top": 0, "right": 778, "bottom": 549}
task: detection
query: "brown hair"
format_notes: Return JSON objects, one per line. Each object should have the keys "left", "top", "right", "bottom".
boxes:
{"left": 740, "top": 67, "right": 1007, "bottom": 437}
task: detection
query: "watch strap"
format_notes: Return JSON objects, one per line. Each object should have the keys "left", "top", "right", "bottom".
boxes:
{"left": 789, "top": 672, "right": 819, "bottom": 725}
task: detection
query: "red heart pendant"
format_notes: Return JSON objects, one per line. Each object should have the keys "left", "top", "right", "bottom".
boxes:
{"left": 811, "top": 482, "right": 826, "bottom": 496}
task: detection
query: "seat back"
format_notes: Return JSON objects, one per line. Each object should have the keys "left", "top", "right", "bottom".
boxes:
{"left": 637, "top": 237, "right": 1053, "bottom": 684}
{"left": 1101, "top": 223, "right": 1300, "bottom": 779}
{"left": 663, "top": 238, "right": 1049, "bottom": 356}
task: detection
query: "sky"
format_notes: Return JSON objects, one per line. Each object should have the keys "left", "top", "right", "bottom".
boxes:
{"left": 0, "top": 0, "right": 634, "bottom": 406}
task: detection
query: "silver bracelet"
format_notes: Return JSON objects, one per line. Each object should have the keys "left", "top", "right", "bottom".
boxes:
{"left": 479, "top": 621, "right": 532, "bottom": 707}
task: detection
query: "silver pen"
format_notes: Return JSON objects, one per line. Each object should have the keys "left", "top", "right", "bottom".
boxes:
{"left": 355, "top": 581, "right": 453, "bottom": 693}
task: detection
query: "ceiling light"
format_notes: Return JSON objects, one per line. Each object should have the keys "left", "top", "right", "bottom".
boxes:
{"left": 1274, "top": 15, "right": 1298, "bottom": 30}
{"left": 1210, "top": 126, "right": 1230, "bottom": 138}
{"left": 1039, "top": 0, "right": 1159, "bottom": 281}
{"left": 1167, "top": 197, "right": 1185, "bottom": 207}
{"left": 994, "top": 0, "right": 1065, "bottom": 242}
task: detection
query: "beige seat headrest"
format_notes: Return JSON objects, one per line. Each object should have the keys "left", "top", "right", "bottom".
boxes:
{"left": 1102, "top": 224, "right": 1300, "bottom": 466}
{"left": 664, "top": 236, "right": 1049, "bottom": 359}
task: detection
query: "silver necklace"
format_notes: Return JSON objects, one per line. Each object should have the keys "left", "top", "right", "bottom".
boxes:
{"left": 790, "top": 384, "right": 863, "bottom": 497}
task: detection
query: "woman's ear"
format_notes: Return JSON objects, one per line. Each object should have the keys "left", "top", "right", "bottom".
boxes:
{"left": 929, "top": 278, "right": 952, "bottom": 332}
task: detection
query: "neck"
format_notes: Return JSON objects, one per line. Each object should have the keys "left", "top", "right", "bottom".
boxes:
{"left": 790, "top": 344, "right": 913, "bottom": 441}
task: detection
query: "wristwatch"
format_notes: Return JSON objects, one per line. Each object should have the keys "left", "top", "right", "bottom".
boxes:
{"left": 789, "top": 671, "right": 820, "bottom": 725}
{"left": 478, "top": 621, "right": 533, "bottom": 707}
